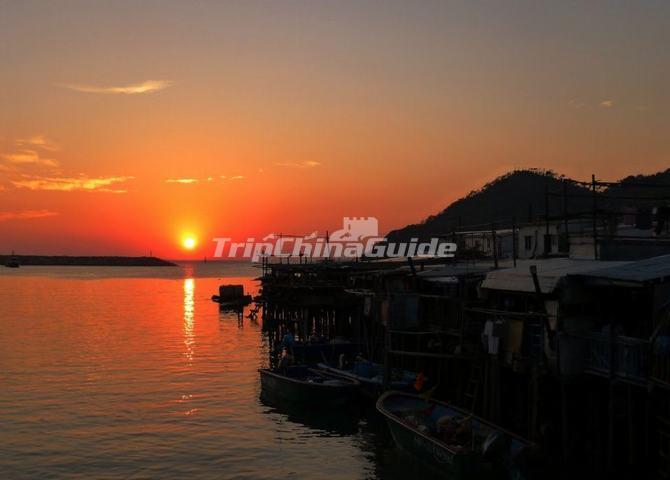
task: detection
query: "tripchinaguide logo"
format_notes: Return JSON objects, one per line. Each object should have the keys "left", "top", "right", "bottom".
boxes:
{"left": 212, "top": 217, "right": 457, "bottom": 262}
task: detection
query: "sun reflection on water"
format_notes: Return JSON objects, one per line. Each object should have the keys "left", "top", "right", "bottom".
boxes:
{"left": 183, "top": 278, "right": 195, "bottom": 362}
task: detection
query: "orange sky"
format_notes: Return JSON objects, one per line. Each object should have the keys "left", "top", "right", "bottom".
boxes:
{"left": 1, "top": 1, "right": 668, "bottom": 258}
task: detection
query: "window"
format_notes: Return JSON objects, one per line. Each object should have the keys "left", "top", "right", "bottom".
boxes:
{"left": 524, "top": 235, "right": 532, "bottom": 250}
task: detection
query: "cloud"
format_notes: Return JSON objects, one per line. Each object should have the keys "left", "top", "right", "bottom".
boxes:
{"left": 218, "top": 174, "right": 246, "bottom": 180}
{"left": 11, "top": 175, "right": 133, "bottom": 193}
{"left": 16, "top": 135, "right": 59, "bottom": 152}
{"left": 0, "top": 135, "right": 60, "bottom": 172}
{"left": 165, "top": 178, "right": 198, "bottom": 184}
{"left": 165, "top": 175, "right": 246, "bottom": 183}
{"left": 274, "top": 161, "right": 321, "bottom": 168}
{"left": 2, "top": 150, "right": 59, "bottom": 168}
{"left": 599, "top": 100, "right": 614, "bottom": 108}
{"left": 0, "top": 209, "right": 59, "bottom": 222}
{"left": 62, "top": 80, "right": 173, "bottom": 95}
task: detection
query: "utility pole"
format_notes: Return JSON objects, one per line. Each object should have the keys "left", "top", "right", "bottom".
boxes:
{"left": 491, "top": 222, "right": 498, "bottom": 269}
{"left": 592, "top": 174, "right": 598, "bottom": 260}
{"left": 512, "top": 217, "right": 517, "bottom": 267}
{"left": 563, "top": 179, "right": 569, "bottom": 253}
{"left": 544, "top": 184, "right": 550, "bottom": 255}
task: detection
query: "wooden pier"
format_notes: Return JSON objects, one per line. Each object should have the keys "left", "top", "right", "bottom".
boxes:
{"left": 257, "top": 252, "right": 670, "bottom": 477}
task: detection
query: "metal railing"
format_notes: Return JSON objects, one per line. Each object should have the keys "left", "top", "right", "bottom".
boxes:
{"left": 651, "top": 337, "right": 670, "bottom": 386}
{"left": 577, "top": 332, "right": 650, "bottom": 382}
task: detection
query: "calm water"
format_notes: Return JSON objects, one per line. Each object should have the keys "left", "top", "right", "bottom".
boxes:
{"left": 0, "top": 262, "right": 435, "bottom": 479}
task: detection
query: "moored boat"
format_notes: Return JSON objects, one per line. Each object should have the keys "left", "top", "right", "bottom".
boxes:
{"left": 211, "top": 284, "right": 252, "bottom": 307}
{"left": 259, "top": 366, "right": 360, "bottom": 407}
{"left": 376, "top": 391, "right": 534, "bottom": 479}
{"left": 212, "top": 296, "right": 253, "bottom": 308}
{"left": 317, "top": 360, "right": 423, "bottom": 399}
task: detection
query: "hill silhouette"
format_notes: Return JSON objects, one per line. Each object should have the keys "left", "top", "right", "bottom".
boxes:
{"left": 387, "top": 168, "right": 670, "bottom": 242}
{"left": 0, "top": 256, "right": 176, "bottom": 267}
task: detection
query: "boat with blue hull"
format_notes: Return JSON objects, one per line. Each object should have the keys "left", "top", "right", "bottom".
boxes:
{"left": 317, "top": 360, "right": 422, "bottom": 399}
{"left": 376, "top": 392, "right": 534, "bottom": 479}
{"left": 259, "top": 366, "right": 360, "bottom": 408}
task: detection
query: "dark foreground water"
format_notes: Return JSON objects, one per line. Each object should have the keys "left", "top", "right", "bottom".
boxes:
{"left": 0, "top": 262, "right": 438, "bottom": 479}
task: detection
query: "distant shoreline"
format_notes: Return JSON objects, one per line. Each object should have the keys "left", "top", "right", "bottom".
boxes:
{"left": 1, "top": 256, "right": 177, "bottom": 267}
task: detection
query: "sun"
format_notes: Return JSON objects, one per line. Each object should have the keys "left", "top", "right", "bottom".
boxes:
{"left": 182, "top": 236, "right": 197, "bottom": 250}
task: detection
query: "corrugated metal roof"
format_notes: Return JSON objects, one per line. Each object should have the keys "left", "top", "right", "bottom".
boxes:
{"left": 481, "top": 258, "right": 630, "bottom": 293}
{"left": 423, "top": 276, "right": 460, "bottom": 284}
{"left": 417, "top": 264, "right": 493, "bottom": 279}
{"left": 571, "top": 254, "right": 670, "bottom": 284}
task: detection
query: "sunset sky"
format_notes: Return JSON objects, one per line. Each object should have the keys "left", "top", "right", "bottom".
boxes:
{"left": 1, "top": 0, "right": 668, "bottom": 258}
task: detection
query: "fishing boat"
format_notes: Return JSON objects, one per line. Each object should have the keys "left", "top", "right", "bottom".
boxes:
{"left": 376, "top": 392, "right": 534, "bottom": 479}
{"left": 214, "top": 297, "right": 253, "bottom": 311}
{"left": 211, "top": 284, "right": 252, "bottom": 307}
{"left": 317, "top": 359, "right": 423, "bottom": 399}
{"left": 259, "top": 366, "right": 360, "bottom": 407}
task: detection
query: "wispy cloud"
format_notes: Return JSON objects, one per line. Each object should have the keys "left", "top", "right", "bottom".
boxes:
{"left": 569, "top": 99, "right": 618, "bottom": 110}
{"left": 167, "top": 175, "right": 245, "bottom": 183}
{"left": 2, "top": 150, "right": 59, "bottom": 168}
{"left": 11, "top": 175, "right": 133, "bottom": 193}
{"left": 165, "top": 178, "right": 198, "bottom": 184}
{"left": 62, "top": 80, "right": 173, "bottom": 95}
{"left": 274, "top": 161, "right": 321, "bottom": 168}
{"left": 16, "top": 135, "right": 59, "bottom": 152}
{"left": 0, "top": 209, "right": 59, "bottom": 222}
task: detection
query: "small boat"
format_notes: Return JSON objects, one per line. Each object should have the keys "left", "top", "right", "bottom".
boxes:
{"left": 376, "top": 391, "right": 534, "bottom": 479}
{"left": 317, "top": 360, "right": 423, "bottom": 399}
{"left": 259, "top": 366, "right": 360, "bottom": 407}
{"left": 5, "top": 251, "right": 20, "bottom": 268}
{"left": 212, "top": 296, "right": 253, "bottom": 308}
{"left": 211, "top": 284, "right": 252, "bottom": 307}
